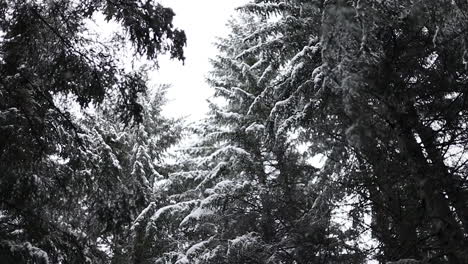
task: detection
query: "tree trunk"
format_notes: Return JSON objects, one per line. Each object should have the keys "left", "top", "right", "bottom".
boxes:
{"left": 408, "top": 105, "right": 468, "bottom": 234}
{"left": 395, "top": 106, "right": 466, "bottom": 263}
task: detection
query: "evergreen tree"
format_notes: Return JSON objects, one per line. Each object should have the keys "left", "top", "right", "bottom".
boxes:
{"left": 4, "top": 0, "right": 468, "bottom": 263}
{"left": 238, "top": 0, "right": 468, "bottom": 263}
{"left": 0, "top": 0, "right": 185, "bottom": 262}
{"left": 80, "top": 87, "right": 182, "bottom": 264}
{"left": 131, "top": 14, "right": 364, "bottom": 264}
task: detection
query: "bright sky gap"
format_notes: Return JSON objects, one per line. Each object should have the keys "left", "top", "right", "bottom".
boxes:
{"left": 156, "top": 0, "right": 249, "bottom": 120}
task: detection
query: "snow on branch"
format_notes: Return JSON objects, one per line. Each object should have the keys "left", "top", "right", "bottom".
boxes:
{"left": 195, "top": 162, "right": 228, "bottom": 191}
{"left": 150, "top": 200, "right": 198, "bottom": 223}
{"left": 245, "top": 123, "right": 265, "bottom": 134}
{"left": 232, "top": 87, "right": 255, "bottom": 100}
{"left": 179, "top": 205, "right": 215, "bottom": 227}
{"left": 214, "top": 110, "right": 245, "bottom": 122}
{"left": 238, "top": 2, "right": 297, "bottom": 17}
{"left": 235, "top": 35, "right": 285, "bottom": 60}
{"left": 131, "top": 202, "right": 156, "bottom": 230}
{"left": 197, "top": 146, "right": 252, "bottom": 167}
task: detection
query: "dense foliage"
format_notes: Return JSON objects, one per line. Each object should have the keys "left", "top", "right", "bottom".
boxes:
{"left": 0, "top": 0, "right": 185, "bottom": 263}
{"left": 232, "top": 0, "right": 468, "bottom": 263}
{"left": 2, "top": 0, "right": 468, "bottom": 264}
{"left": 130, "top": 15, "right": 364, "bottom": 264}
{"left": 132, "top": 0, "right": 468, "bottom": 263}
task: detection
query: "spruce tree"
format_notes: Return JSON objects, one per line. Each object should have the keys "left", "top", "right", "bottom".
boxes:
{"left": 131, "top": 14, "right": 364, "bottom": 264}
{"left": 238, "top": 0, "right": 468, "bottom": 263}
{"left": 0, "top": 0, "right": 185, "bottom": 262}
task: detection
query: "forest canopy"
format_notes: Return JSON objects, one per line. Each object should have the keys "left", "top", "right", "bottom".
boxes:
{"left": 1, "top": 0, "right": 468, "bottom": 264}
{"left": 0, "top": 0, "right": 185, "bottom": 263}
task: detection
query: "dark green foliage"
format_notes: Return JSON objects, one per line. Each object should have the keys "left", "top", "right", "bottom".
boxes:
{"left": 130, "top": 15, "right": 364, "bottom": 264}
{"left": 4, "top": 0, "right": 468, "bottom": 263}
{"left": 236, "top": 0, "right": 468, "bottom": 263}
{"left": 0, "top": 0, "right": 185, "bottom": 263}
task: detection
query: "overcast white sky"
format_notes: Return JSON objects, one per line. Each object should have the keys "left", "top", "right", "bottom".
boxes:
{"left": 154, "top": 0, "right": 248, "bottom": 120}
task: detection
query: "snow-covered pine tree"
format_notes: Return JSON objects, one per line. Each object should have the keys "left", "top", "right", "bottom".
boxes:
{"left": 131, "top": 14, "right": 364, "bottom": 264}
{"left": 0, "top": 84, "right": 182, "bottom": 263}
{"left": 0, "top": 0, "right": 186, "bottom": 260}
{"left": 75, "top": 86, "right": 183, "bottom": 264}
{"left": 239, "top": 0, "right": 468, "bottom": 263}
